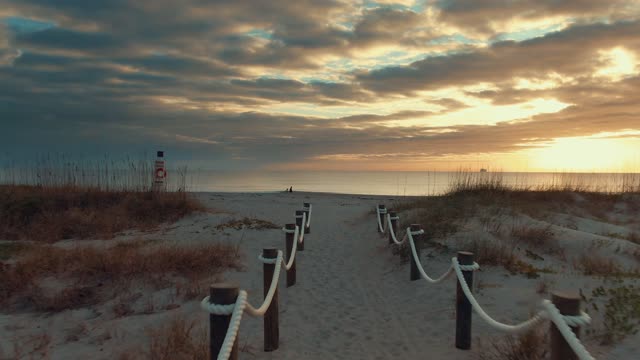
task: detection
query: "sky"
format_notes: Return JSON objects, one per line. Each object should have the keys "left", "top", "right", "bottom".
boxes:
{"left": 1, "top": 0, "right": 639, "bottom": 172}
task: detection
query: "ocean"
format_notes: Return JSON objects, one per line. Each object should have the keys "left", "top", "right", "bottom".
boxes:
{"left": 186, "top": 170, "right": 640, "bottom": 196}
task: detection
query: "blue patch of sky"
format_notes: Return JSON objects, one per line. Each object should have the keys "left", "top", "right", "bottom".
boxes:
{"left": 3, "top": 16, "right": 56, "bottom": 34}
{"left": 491, "top": 24, "right": 565, "bottom": 43}
{"left": 320, "top": 51, "right": 430, "bottom": 76}
{"left": 337, "top": 21, "right": 355, "bottom": 31}
{"left": 369, "top": 51, "right": 428, "bottom": 70}
{"left": 258, "top": 74, "right": 292, "bottom": 81}
{"left": 245, "top": 29, "right": 272, "bottom": 40}
{"left": 429, "top": 34, "right": 484, "bottom": 46}
{"left": 362, "top": 0, "right": 424, "bottom": 13}
{"left": 326, "top": 58, "right": 357, "bottom": 72}
{"left": 409, "top": 0, "right": 428, "bottom": 12}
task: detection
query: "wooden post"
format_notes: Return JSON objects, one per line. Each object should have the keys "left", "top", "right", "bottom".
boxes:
{"left": 455, "top": 251, "right": 474, "bottom": 350}
{"left": 409, "top": 224, "right": 423, "bottom": 281}
{"left": 388, "top": 211, "right": 398, "bottom": 244}
{"left": 210, "top": 284, "right": 239, "bottom": 360}
{"left": 262, "top": 248, "right": 279, "bottom": 351}
{"left": 303, "top": 202, "right": 311, "bottom": 234}
{"left": 550, "top": 291, "right": 581, "bottom": 360}
{"left": 285, "top": 223, "right": 296, "bottom": 287}
{"left": 295, "top": 210, "right": 305, "bottom": 251}
{"left": 377, "top": 204, "right": 386, "bottom": 233}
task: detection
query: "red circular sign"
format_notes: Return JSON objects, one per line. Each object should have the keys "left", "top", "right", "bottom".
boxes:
{"left": 156, "top": 168, "right": 166, "bottom": 179}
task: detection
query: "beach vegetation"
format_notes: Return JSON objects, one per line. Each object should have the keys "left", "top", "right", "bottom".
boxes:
{"left": 0, "top": 240, "right": 242, "bottom": 312}
{"left": 476, "top": 328, "right": 548, "bottom": 360}
{"left": 573, "top": 253, "right": 640, "bottom": 277}
{"left": 586, "top": 282, "right": 640, "bottom": 345}
{"left": 215, "top": 217, "right": 280, "bottom": 231}
{"left": 0, "top": 154, "right": 203, "bottom": 242}
{"left": 392, "top": 169, "right": 640, "bottom": 276}
{"left": 145, "top": 316, "right": 208, "bottom": 360}
{"left": 0, "top": 185, "right": 204, "bottom": 242}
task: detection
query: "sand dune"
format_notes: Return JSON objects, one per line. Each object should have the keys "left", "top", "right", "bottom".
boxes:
{"left": 1, "top": 191, "right": 639, "bottom": 359}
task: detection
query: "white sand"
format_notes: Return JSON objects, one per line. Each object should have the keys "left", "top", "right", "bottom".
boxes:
{"left": 1, "top": 191, "right": 639, "bottom": 359}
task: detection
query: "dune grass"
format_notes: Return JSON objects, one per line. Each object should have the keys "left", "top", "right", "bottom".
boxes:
{"left": 392, "top": 169, "right": 640, "bottom": 275}
{"left": 0, "top": 240, "right": 242, "bottom": 312}
{"left": 0, "top": 185, "right": 205, "bottom": 242}
{"left": 145, "top": 316, "right": 208, "bottom": 360}
{"left": 477, "top": 328, "right": 548, "bottom": 360}
{"left": 447, "top": 169, "right": 640, "bottom": 195}
{"left": 0, "top": 154, "right": 205, "bottom": 242}
{"left": 0, "top": 153, "right": 193, "bottom": 192}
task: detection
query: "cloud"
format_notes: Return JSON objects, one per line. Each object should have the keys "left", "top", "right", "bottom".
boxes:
{"left": 0, "top": 23, "right": 22, "bottom": 66}
{"left": 1, "top": 1, "right": 639, "bottom": 170}
{"left": 356, "top": 20, "right": 640, "bottom": 94}
{"left": 0, "top": 48, "right": 21, "bottom": 66}
{"left": 435, "top": 0, "right": 639, "bottom": 34}
{"left": 14, "top": 27, "right": 119, "bottom": 51}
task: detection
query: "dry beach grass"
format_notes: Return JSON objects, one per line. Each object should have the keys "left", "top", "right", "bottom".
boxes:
{"left": 394, "top": 170, "right": 640, "bottom": 276}
{"left": 0, "top": 240, "right": 242, "bottom": 312}
{"left": 0, "top": 185, "right": 204, "bottom": 242}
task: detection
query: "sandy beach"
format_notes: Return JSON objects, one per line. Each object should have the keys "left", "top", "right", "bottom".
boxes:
{"left": 2, "top": 191, "right": 640, "bottom": 359}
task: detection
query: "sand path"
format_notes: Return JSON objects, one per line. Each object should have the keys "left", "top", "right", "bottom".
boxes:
{"left": 203, "top": 193, "right": 473, "bottom": 359}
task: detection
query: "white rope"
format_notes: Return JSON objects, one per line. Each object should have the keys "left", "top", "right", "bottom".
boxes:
{"left": 541, "top": 300, "right": 595, "bottom": 360}
{"left": 258, "top": 254, "right": 277, "bottom": 264}
{"left": 283, "top": 226, "right": 299, "bottom": 270}
{"left": 201, "top": 252, "right": 284, "bottom": 317}
{"left": 279, "top": 225, "right": 300, "bottom": 270}
{"left": 199, "top": 291, "right": 248, "bottom": 360}
{"left": 200, "top": 252, "right": 285, "bottom": 359}
{"left": 303, "top": 204, "right": 312, "bottom": 228}
{"left": 406, "top": 227, "right": 455, "bottom": 284}
{"left": 376, "top": 207, "right": 386, "bottom": 233}
{"left": 562, "top": 312, "right": 592, "bottom": 328}
{"left": 199, "top": 207, "right": 311, "bottom": 360}
{"left": 452, "top": 257, "right": 547, "bottom": 333}
{"left": 387, "top": 213, "right": 404, "bottom": 244}
{"left": 383, "top": 216, "right": 594, "bottom": 359}
{"left": 219, "top": 290, "right": 248, "bottom": 360}
{"left": 200, "top": 250, "right": 284, "bottom": 316}
{"left": 459, "top": 263, "right": 480, "bottom": 272}
{"left": 298, "top": 212, "right": 306, "bottom": 244}
{"left": 200, "top": 297, "right": 235, "bottom": 315}
{"left": 281, "top": 227, "right": 296, "bottom": 234}
{"left": 245, "top": 251, "right": 284, "bottom": 316}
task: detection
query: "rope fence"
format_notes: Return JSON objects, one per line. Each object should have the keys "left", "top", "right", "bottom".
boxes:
{"left": 375, "top": 204, "right": 596, "bottom": 360}
{"left": 201, "top": 203, "right": 312, "bottom": 360}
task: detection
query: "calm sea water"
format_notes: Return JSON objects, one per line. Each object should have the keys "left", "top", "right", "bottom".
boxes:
{"left": 186, "top": 170, "right": 640, "bottom": 196}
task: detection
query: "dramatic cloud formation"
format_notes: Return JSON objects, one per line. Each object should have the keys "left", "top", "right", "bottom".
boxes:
{"left": 1, "top": 0, "right": 639, "bottom": 171}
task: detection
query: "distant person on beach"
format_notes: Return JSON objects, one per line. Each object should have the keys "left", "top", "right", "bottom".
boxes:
{"left": 289, "top": 186, "right": 293, "bottom": 192}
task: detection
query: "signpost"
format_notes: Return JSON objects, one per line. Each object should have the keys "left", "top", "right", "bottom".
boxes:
{"left": 153, "top": 151, "right": 166, "bottom": 191}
